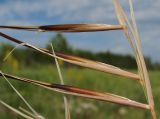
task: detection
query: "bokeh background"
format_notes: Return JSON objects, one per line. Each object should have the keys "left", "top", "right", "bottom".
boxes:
{"left": 0, "top": 0, "right": 160, "bottom": 119}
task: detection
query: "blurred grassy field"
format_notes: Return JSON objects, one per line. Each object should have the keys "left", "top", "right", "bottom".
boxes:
{"left": 0, "top": 65, "right": 159, "bottom": 119}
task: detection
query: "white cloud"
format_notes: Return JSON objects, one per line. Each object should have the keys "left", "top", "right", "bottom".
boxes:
{"left": 1, "top": 0, "right": 158, "bottom": 24}
{"left": 0, "top": 0, "right": 114, "bottom": 24}
{"left": 0, "top": 0, "right": 159, "bottom": 23}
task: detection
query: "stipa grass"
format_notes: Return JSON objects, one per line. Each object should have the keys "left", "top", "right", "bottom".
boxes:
{"left": 0, "top": 72, "right": 149, "bottom": 109}
{"left": 0, "top": 1, "right": 157, "bottom": 119}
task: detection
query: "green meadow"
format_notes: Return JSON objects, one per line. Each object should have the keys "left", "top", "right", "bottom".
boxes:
{"left": 0, "top": 65, "right": 159, "bottom": 119}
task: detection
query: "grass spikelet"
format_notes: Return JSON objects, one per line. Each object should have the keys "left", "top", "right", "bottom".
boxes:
{"left": 0, "top": 71, "right": 150, "bottom": 110}
{"left": 0, "top": 32, "right": 140, "bottom": 80}
{"left": 0, "top": 24, "right": 124, "bottom": 32}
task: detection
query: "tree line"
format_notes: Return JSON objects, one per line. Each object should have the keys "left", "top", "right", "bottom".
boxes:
{"left": 0, "top": 33, "right": 159, "bottom": 70}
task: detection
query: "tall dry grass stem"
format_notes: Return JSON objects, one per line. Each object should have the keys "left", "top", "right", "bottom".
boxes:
{"left": 112, "top": 0, "right": 156, "bottom": 118}
{"left": 51, "top": 44, "right": 71, "bottom": 119}
{"left": 0, "top": 1, "right": 157, "bottom": 118}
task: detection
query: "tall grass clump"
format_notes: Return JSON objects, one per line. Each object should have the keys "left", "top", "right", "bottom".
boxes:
{"left": 0, "top": 0, "right": 157, "bottom": 119}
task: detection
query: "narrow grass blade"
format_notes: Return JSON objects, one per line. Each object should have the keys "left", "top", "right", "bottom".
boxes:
{"left": 54, "top": 52, "right": 140, "bottom": 80}
{"left": 0, "top": 32, "right": 140, "bottom": 80}
{"left": 3, "top": 43, "right": 26, "bottom": 61}
{"left": 19, "top": 107, "right": 45, "bottom": 119}
{"left": 0, "top": 100, "right": 33, "bottom": 119}
{"left": 0, "top": 71, "right": 44, "bottom": 119}
{"left": 0, "top": 24, "right": 124, "bottom": 32}
{"left": 51, "top": 44, "right": 71, "bottom": 119}
{"left": 0, "top": 72, "right": 150, "bottom": 110}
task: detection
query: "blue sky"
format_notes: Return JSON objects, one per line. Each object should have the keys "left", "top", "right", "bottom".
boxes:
{"left": 0, "top": 0, "right": 159, "bottom": 62}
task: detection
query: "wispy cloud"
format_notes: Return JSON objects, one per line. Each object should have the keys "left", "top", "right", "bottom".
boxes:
{"left": 0, "top": 0, "right": 115, "bottom": 24}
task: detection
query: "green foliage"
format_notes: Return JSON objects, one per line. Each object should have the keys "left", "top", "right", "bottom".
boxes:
{"left": 46, "top": 33, "right": 72, "bottom": 54}
{"left": 0, "top": 43, "right": 19, "bottom": 70}
{"left": 0, "top": 43, "right": 14, "bottom": 57}
{"left": 96, "top": 52, "right": 137, "bottom": 69}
